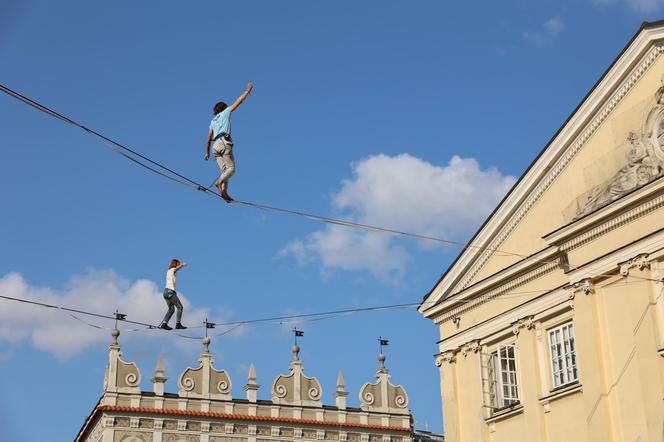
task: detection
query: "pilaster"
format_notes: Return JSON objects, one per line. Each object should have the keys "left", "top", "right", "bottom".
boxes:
{"left": 456, "top": 342, "right": 482, "bottom": 442}
{"left": 572, "top": 278, "right": 617, "bottom": 441}
{"left": 512, "top": 317, "right": 546, "bottom": 439}
{"left": 435, "top": 350, "right": 459, "bottom": 442}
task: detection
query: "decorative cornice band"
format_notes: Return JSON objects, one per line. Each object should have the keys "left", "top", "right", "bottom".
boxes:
{"left": 438, "top": 288, "right": 573, "bottom": 354}
{"left": 434, "top": 258, "right": 562, "bottom": 325}
{"left": 93, "top": 405, "right": 411, "bottom": 432}
{"left": 455, "top": 44, "right": 664, "bottom": 293}
{"left": 561, "top": 193, "right": 664, "bottom": 252}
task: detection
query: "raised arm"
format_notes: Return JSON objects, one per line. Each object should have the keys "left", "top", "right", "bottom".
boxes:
{"left": 174, "top": 262, "right": 188, "bottom": 273}
{"left": 229, "top": 82, "right": 254, "bottom": 112}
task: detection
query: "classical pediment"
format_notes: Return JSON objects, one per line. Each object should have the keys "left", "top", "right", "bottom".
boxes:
{"left": 420, "top": 23, "right": 664, "bottom": 316}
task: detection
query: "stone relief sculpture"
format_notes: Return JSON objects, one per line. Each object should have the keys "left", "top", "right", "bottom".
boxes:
{"left": 576, "top": 83, "right": 664, "bottom": 219}
{"left": 118, "top": 433, "right": 151, "bottom": 442}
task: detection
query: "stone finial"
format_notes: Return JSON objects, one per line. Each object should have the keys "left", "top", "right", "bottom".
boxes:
{"left": 178, "top": 337, "right": 233, "bottom": 400}
{"left": 152, "top": 356, "right": 168, "bottom": 396}
{"left": 333, "top": 370, "right": 349, "bottom": 410}
{"left": 111, "top": 328, "right": 120, "bottom": 346}
{"left": 102, "top": 329, "right": 141, "bottom": 401}
{"left": 378, "top": 353, "right": 387, "bottom": 372}
{"left": 359, "top": 353, "right": 409, "bottom": 415}
{"left": 244, "top": 363, "right": 260, "bottom": 403}
{"left": 271, "top": 344, "right": 322, "bottom": 407}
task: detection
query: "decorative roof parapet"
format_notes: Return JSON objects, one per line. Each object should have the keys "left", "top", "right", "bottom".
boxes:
{"left": 359, "top": 354, "right": 409, "bottom": 415}
{"left": 271, "top": 344, "right": 323, "bottom": 407}
{"left": 178, "top": 337, "right": 233, "bottom": 400}
{"left": 103, "top": 329, "right": 141, "bottom": 396}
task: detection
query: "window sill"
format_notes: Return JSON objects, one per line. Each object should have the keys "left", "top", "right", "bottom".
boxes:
{"left": 539, "top": 382, "right": 582, "bottom": 411}
{"left": 485, "top": 404, "right": 523, "bottom": 424}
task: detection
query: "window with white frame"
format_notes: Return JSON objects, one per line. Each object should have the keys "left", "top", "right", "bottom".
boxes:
{"left": 484, "top": 344, "right": 519, "bottom": 411}
{"left": 548, "top": 322, "right": 578, "bottom": 388}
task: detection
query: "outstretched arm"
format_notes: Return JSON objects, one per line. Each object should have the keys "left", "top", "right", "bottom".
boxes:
{"left": 229, "top": 82, "right": 254, "bottom": 112}
{"left": 204, "top": 130, "right": 213, "bottom": 161}
{"left": 174, "top": 262, "right": 188, "bottom": 273}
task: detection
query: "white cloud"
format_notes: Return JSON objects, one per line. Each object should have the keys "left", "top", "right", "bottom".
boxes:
{"left": 0, "top": 270, "right": 211, "bottom": 359}
{"left": 593, "top": 0, "right": 664, "bottom": 12}
{"left": 524, "top": 17, "right": 565, "bottom": 46}
{"left": 280, "top": 154, "right": 515, "bottom": 282}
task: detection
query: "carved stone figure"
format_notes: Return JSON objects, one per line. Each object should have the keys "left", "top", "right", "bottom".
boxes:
{"left": 575, "top": 83, "right": 664, "bottom": 218}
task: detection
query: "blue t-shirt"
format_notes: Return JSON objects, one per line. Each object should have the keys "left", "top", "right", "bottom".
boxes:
{"left": 209, "top": 108, "right": 232, "bottom": 139}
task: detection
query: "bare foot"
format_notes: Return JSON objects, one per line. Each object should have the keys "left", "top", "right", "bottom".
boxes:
{"left": 215, "top": 181, "right": 223, "bottom": 196}
{"left": 221, "top": 190, "right": 234, "bottom": 203}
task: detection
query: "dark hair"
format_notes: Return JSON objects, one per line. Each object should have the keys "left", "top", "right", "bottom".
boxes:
{"left": 169, "top": 259, "right": 180, "bottom": 269}
{"left": 214, "top": 102, "right": 228, "bottom": 114}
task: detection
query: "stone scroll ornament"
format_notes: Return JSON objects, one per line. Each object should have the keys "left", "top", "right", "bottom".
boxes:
{"left": 358, "top": 354, "right": 409, "bottom": 414}
{"left": 270, "top": 344, "right": 323, "bottom": 406}
{"left": 177, "top": 337, "right": 233, "bottom": 400}
{"left": 576, "top": 83, "right": 664, "bottom": 219}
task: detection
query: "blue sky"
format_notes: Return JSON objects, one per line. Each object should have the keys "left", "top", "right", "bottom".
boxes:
{"left": 1, "top": 1, "right": 664, "bottom": 440}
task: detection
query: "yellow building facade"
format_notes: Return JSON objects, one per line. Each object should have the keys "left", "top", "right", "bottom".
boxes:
{"left": 419, "top": 22, "right": 664, "bottom": 442}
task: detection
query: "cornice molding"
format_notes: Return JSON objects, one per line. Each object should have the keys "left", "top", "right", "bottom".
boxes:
{"left": 425, "top": 40, "right": 664, "bottom": 308}
{"left": 432, "top": 257, "right": 562, "bottom": 324}
{"left": 566, "top": 231, "right": 664, "bottom": 283}
{"left": 422, "top": 247, "right": 560, "bottom": 318}
{"left": 556, "top": 181, "right": 664, "bottom": 252}
{"left": 438, "top": 288, "right": 571, "bottom": 354}
{"left": 87, "top": 405, "right": 412, "bottom": 434}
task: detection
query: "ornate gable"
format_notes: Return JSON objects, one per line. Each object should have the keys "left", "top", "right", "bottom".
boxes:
{"left": 359, "top": 354, "right": 409, "bottom": 415}
{"left": 270, "top": 344, "right": 322, "bottom": 407}
{"left": 178, "top": 337, "right": 232, "bottom": 400}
